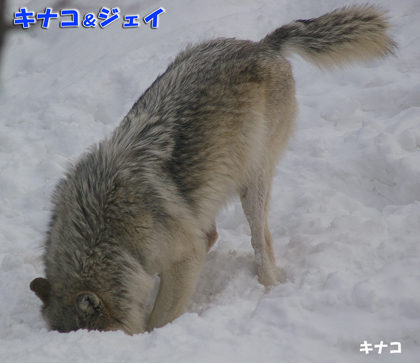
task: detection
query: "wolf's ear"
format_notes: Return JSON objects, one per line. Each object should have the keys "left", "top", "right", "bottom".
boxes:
{"left": 75, "top": 292, "right": 102, "bottom": 317}
{"left": 30, "top": 277, "right": 51, "bottom": 304}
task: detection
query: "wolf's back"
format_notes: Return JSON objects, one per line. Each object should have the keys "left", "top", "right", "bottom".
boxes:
{"left": 262, "top": 4, "right": 396, "bottom": 69}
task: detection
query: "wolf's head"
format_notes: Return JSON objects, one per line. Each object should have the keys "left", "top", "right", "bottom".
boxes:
{"left": 30, "top": 277, "right": 120, "bottom": 333}
{"left": 30, "top": 256, "right": 154, "bottom": 335}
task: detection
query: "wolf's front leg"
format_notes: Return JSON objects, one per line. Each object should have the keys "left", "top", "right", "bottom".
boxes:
{"left": 147, "top": 247, "right": 206, "bottom": 331}
{"left": 205, "top": 223, "right": 218, "bottom": 252}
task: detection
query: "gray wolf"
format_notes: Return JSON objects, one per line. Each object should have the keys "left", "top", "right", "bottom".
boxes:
{"left": 30, "top": 4, "right": 395, "bottom": 334}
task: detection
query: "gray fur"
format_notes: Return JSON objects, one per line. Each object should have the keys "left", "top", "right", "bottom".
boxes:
{"left": 30, "top": 4, "right": 395, "bottom": 334}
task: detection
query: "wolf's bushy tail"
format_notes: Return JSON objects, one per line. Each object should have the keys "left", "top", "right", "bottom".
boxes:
{"left": 262, "top": 4, "right": 396, "bottom": 69}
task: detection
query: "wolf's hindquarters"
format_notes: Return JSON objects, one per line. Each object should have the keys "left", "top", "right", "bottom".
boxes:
{"left": 262, "top": 4, "right": 396, "bottom": 69}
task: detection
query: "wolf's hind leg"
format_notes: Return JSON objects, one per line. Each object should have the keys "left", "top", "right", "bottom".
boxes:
{"left": 240, "top": 170, "right": 279, "bottom": 287}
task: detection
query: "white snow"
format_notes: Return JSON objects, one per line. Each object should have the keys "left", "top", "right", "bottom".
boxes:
{"left": 1, "top": 0, "right": 419, "bottom": 362}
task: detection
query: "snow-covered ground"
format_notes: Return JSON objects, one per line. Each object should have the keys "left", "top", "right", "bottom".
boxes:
{"left": 1, "top": 0, "right": 419, "bottom": 361}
